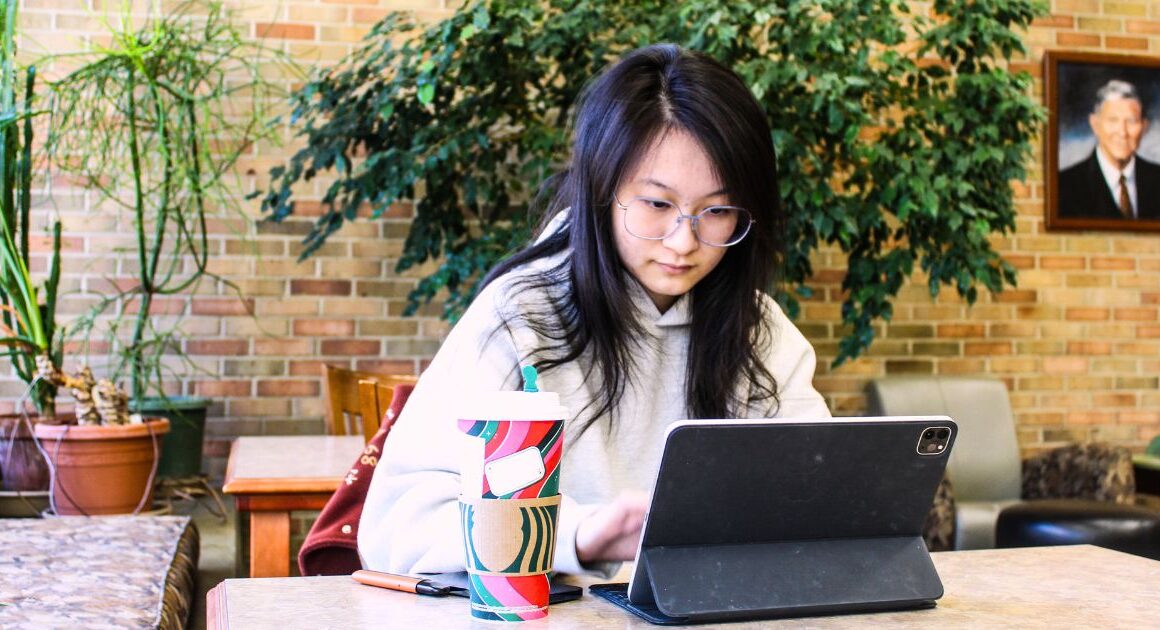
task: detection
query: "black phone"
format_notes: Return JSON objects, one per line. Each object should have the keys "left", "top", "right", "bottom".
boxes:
{"left": 431, "top": 572, "right": 584, "bottom": 604}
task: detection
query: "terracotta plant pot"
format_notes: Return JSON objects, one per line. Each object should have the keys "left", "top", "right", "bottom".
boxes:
{"left": 34, "top": 418, "right": 170, "bottom": 515}
{"left": 0, "top": 414, "right": 54, "bottom": 491}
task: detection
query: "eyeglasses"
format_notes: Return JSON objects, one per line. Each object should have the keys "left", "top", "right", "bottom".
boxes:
{"left": 613, "top": 194, "right": 754, "bottom": 247}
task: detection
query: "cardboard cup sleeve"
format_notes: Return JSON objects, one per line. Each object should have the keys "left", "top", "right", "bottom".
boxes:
{"left": 460, "top": 495, "right": 560, "bottom": 575}
{"left": 459, "top": 495, "right": 561, "bottom": 621}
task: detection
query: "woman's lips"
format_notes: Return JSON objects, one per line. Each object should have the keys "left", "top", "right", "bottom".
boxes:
{"left": 657, "top": 262, "right": 693, "bottom": 274}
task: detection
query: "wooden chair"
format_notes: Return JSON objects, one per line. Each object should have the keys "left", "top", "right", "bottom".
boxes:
{"left": 321, "top": 364, "right": 418, "bottom": 442}
{"left": 357, "top": 379, "right": 405, "bottom": 442}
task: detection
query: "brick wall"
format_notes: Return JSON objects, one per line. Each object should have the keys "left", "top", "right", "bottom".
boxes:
{"left": 5, "top": 1, "right": 1158, "bottom": 481}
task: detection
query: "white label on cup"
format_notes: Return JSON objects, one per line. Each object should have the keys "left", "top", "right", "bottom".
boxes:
{"left": 484, "top": 446, "right": 545, "bottom": 496}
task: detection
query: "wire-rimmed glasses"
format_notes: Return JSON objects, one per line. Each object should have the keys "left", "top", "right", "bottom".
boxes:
{"left": 613, "top": 194, "right": 754, "bottom": 247}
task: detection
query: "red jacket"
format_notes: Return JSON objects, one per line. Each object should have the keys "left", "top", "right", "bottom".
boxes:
{"left": 298, "top": 384, "right": 415, "bottom": 576}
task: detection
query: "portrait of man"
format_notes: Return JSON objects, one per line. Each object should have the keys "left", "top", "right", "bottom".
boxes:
{"left": 1046, "top": 51, "right": 1160, "bottom": 231}
{"left": 1057, "top": 79, "right": 1160, "bottom": 221}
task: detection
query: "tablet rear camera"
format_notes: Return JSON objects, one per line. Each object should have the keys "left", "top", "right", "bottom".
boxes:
{"left": 917, "top": 426, "right": 951, "bottom": 456}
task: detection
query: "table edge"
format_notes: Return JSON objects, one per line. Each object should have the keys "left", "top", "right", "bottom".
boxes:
{"left": 222, "top": 477, "right": 343, "bottom": 495}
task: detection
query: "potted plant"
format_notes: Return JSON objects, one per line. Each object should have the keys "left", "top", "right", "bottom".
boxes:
{"left": 31, "top": 365, "right": 171, "bottom": 515}
{"left": 0, "top": 0, "right": 57, "bottom": 512}
{"left": 44, "top": 1, "right": 287, "bottom": 479}
{"left": 0, "top": 0, "right": 167, "bottom": 517}
{"left": 0, "top": 0, "right": 178, "bottom": 517}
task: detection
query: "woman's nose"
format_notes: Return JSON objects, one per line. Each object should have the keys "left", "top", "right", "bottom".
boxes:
{"left": 663, "top": 216, "right": 700, "bottom": 253}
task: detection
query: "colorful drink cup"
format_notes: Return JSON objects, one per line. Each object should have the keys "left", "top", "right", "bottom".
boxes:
{"left": 456, "top": 367, "right": 567, "bottom": 621}
{"left": 458, "top": 495, "right": 560, "bottom": 621}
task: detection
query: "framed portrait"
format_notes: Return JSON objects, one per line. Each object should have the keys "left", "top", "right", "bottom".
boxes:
{"left": 1044, "top": 50, "right": 1160, "bottom": 232}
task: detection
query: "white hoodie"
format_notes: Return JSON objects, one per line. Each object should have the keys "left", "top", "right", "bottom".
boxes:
{"left": 357, "top": 253, "right": 830, "bottom": 575}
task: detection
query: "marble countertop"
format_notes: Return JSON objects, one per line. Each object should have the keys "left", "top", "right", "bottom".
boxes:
{"left": 209, "top": 545, "right": 1160, "bottom": 628}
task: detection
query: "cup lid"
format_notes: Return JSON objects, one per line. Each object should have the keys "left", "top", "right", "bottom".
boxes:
{"left": 459, "top": 390, "right": 568, "bottom": 421}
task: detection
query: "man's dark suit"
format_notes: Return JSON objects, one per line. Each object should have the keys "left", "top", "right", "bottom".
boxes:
{"left": 1058, "top": 151, "right": 1160, "bottom": 220}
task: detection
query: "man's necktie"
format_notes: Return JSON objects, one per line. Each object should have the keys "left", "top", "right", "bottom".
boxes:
{"left": 1118, "top": 174, "right": 1133, "bottom": 218}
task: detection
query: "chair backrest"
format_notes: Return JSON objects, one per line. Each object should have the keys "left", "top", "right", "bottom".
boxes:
{"left": 357, "top": 379, "right": 401, "bottom": 442}
{"left": 865, "top": 377, "right": 1022, "bottom": 503}
{"left": 321, "top": 364, "right": 418, "bottom": 441}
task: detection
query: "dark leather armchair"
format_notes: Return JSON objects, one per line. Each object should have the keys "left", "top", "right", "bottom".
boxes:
{"left": 866, "top": 377, "right": 1141, "bottom": 550}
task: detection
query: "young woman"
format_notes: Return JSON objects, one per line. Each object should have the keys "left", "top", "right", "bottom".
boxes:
{"left": 358, "top": 44, "right": 830, "bottom": 575}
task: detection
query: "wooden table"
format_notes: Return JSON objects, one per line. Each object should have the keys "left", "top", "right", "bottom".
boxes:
{"left": 207, "top": 545, "right": 1160, "bottom": 628}
{"left": 222, "top": 435, "right": 364, "bottom": 578}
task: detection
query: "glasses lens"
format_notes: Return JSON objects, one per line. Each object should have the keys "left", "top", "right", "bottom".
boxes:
{"left": 623, "top": 197, "right": 679, "bottom": 239}
{"left": 621, "top": 197, "right": 752, "bottom": 246}
{"left": 695, "top": 206, "right": 751, "bottom": 246}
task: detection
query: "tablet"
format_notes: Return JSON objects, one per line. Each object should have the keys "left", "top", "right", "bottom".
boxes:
{"left": 591, "top": 416, "right": 956, "bottom": 624}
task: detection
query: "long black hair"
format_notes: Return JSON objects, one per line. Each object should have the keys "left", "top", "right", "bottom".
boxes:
{"left": 482, "top": 44, "right": 785, "bottom": 433}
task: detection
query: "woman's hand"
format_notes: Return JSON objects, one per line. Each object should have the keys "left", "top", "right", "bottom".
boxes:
{"left": 575, "top": 491, "right": 650, "bottom": 564}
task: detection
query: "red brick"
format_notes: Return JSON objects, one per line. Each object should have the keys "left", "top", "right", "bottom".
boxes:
{"left": 354, "top": 359, "right": 418, "bottom": 374}
{"left": 1040, "top": 256, "right": 1085, "bottom": 270}
{"left": 1004, "top": 255, "right": 1036, "bottom": 269}
{"left": 937, "top": 324, "right": 985, "bottom": 338}
{"left": 1107, "top": 36, "right": 1149, "bottom": 50}
{"left": 192, "top": 298, "right": 256, "bottom": 316}
{"left": 289, "top": 360, "right": 329, "bottom": 377}
{"left": 121, "top": 297, "right": 185, "bottom": 315}
{"left": 1057, "top": 33, "right": 1100, "bottom": 47}
{"left": 257, "top": 379, "right": 320, "bottom": 397}
{"left": 1067, "top": 341, "right": 1112, "bottom": 355}
{"left": 352, "top": 7, "right": 389, "bottom": 23}
{"left": 1065, "top": 410, "right": 1115, "bottom": 425}
{"left": 291, "top": 279, "right": 352, "bottom": 296}
{"left": 256, "top": 23, "right": 315, "bottom": 40}
{"left": 1120, "top": 410, "right": 1160, "bottom": 424}
{"left": 1141, "top": 292, "right": 1160, "bottom": 305}
{"left": 1091, "top": 257, "right": 1136, "bottom": 271}
{"left": 1139, "top": 325, "right": 1160, "bottom": 338}
{"left": 1114, "top": 307, "right": 1157, "bottom": 321}
{"left": 1065, "top": 307, "right": 1109, "bottom": 321}
{"left": 31, "top": 235, "right": 84, "bottom": 253}
{"left": 320, "top": 339, "right": 381, "bottom": 355}
{"left": 1126, "top": 20, "right": 1160, "bottom": 35}
{"left": 293, "top": 319, "right": 356, "bottom": 336}
{"left": 82, "top": 277, "right": 134, "bottom": 295}
{"left": 63, "top": 340, "right": 109, "bottom": 354}
{"left": 192, "top": 380, "right": 252, "bottom": 397}
{"left": 284, "top": 202, "right": 326, "bottom": 218}
{"left": 187, "top": 339, "right": 249, "bottom": 355}
{"left": 1093, "top": 393, "right": 1136, "bottom": 407}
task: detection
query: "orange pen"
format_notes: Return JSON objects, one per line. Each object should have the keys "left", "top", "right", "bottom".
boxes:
{"left": 351, "top": 569, "right": 453, "bottom": 596}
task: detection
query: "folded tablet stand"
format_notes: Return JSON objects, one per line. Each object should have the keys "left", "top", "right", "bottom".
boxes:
{"left": 637, "top": 536, "right": 940, "bottom": 622}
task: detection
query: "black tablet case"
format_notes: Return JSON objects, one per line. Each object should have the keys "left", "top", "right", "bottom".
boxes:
{"left": 595, "top": 418, "right": 955, "bottom": 624}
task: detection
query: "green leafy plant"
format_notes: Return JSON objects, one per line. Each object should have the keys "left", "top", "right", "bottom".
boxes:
{"left": 0, "top": 0, "right": 59, "bottom": 416}
{"left": 260, "top": 0, "right": 1045, "bottom": 365}
{"left": 46, "top": 0, "right": 288, "bottom": 404}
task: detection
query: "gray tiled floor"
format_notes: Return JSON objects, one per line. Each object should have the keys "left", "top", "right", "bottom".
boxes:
{"left": 180, "top": 493, "right": 237, "bottom": 629}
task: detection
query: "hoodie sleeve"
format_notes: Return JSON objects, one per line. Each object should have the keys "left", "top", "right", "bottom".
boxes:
{"left": 357, "top": 279, "right": 598, "bottom": 575}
